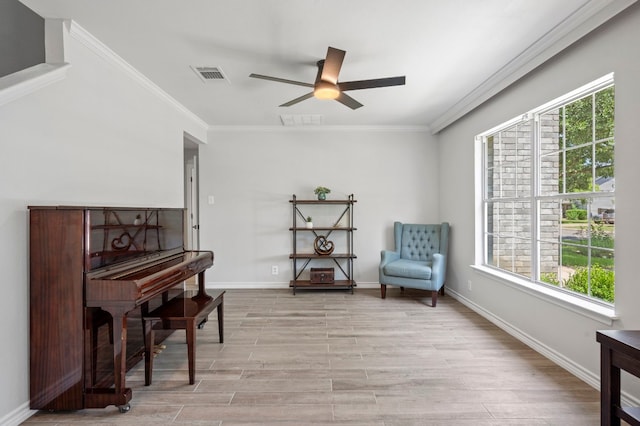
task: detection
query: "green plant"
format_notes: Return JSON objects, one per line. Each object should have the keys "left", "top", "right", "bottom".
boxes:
{"left": 578, "top": 221, "right": 613, "bottom": 244}
{"left": 540, "top": 266, "right": 614, "bottom": 303}
{"left": 540, "top": 272, "right": 560, "bottom": 286}
{"left": 565, "top": 209, "right": 587, "bottom": 221}
{"left": 306, "top": 216, "right": 312, "bottom": 222}
{"left": 314, "top": 186, "right": 331, "bottom": 195}
{"left": 565, "top": 265, "right": 615, "bottom": 302}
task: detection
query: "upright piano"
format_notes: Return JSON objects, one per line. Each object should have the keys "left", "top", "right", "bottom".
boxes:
{"left": 29, "top": 206, "right": 213, "bottom": 412}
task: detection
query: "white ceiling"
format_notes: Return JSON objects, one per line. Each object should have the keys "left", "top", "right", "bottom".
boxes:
{"left": 20, "top": 0, "right": 622, "bottom": 130}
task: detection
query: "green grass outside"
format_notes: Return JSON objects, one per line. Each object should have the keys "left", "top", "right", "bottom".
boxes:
{"left": 560, "top": 219, "right": 614, "bottom": 269}
{"left": 562, "top": 246, "right": 614, "bottom": 269}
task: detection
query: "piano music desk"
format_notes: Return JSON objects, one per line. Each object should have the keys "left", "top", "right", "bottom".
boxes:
{"left": 144, "top": 290, "right": 225, "bottom": 385}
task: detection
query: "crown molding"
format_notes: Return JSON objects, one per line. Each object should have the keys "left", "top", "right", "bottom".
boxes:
{"left": 0, "top": 63, "right": 71, "bottom": 108}
{"left": 208, "top": 124, "right": 430, "bottom": 133}
{"left": 67, "top": 21, "right": 209, "bottom": 131}
{"left": 428, "top": 0, "right": 637, "bottom": 134}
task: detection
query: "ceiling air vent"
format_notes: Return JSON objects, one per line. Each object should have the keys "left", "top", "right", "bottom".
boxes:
{"left": 191, "top": 66, "right": 229, "bottom": 83}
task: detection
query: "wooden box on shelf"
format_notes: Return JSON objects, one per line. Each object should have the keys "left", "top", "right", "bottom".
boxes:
{"left": 310, "top": 268, "right": 335, "bottom": 284}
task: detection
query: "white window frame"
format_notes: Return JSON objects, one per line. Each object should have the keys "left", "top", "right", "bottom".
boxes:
{"left": 473, "top": 73, "right": 617, "bottom": 324}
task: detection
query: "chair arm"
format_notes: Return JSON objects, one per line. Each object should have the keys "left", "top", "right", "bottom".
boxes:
{"left": 380, "top": 250, "right": 400, "bottom": 267}
{"left": 430, "top": 253, "right": 447, "bottom": 287}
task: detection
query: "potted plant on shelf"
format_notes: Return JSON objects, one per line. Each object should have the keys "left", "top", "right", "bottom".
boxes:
{"left": 305, "top": 216, "right": 313, "bottom": 228}
{"left": 314, "top": 186, "right": 331, "bottom": 200}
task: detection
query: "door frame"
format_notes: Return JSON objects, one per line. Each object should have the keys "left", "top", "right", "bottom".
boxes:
{"left": 184, "top": 132, "right": 202, "bottom": 250}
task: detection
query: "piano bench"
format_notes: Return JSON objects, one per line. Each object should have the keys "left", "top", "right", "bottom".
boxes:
{"left": 143, "top": 290, "right": 224, "bottom": 386}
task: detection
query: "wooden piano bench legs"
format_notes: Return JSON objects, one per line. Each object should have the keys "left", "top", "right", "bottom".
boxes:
{"left": 143, "top": 290, "right": 225, "bottom": 386}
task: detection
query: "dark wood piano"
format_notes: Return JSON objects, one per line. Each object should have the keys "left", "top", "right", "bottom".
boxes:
{"left": 29, "top": 206, "right": 214, "bottom": 412}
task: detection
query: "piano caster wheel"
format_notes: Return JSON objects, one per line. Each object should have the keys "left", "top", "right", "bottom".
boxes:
{"left": 118, "top": 403, "right": 131, "bottom": 413}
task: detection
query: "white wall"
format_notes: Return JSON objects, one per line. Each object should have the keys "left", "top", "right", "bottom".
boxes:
{"left": 0, "top": 22, "right": 206, "bottom": 423}
{"left": 199, "top": 128, "right": 438, "bottom": 288}
{"left": 438, "top": 4, "right": 640, "bottom": 399}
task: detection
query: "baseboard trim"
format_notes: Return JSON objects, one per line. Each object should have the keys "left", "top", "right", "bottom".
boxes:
{"left": 205, "top": 281, "right": 381, "bottom": 290}
{"left": 446, "top": 287, "right": 640, "bottom": 408}
{"left": 0, "top": 402, "right": 35, "bottom": 426}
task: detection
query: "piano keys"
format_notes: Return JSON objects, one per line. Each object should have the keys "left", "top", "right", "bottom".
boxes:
{"left": 29, "top": 206, "right": 214, "bottom": 412}
{"left": 87, "top": 249, "right": 214, "bottom": 307}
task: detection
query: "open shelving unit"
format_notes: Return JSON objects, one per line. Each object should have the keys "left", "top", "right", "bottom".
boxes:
{"left": 289, "top": 194, "right": 356, "bottom": 294}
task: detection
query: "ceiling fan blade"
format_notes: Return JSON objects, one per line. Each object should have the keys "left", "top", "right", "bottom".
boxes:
{"left": 320, "top": 47, "right": 346, "bottom": 84}
{"left": 280, "top": 92, "right": 315, "bottom": 107}
{"left": 336, "top": 92, "right": 363, "bottom": 110}
{"left": 249, "top": 73, "right": 314, "bottom": 88}
{"left": 338, "top": 76, "right": 406, "bottom": 91}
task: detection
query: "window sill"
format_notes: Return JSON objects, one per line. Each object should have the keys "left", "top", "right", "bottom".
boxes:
{"left": 470, "top": 265, "right": 618, "bottom": 326}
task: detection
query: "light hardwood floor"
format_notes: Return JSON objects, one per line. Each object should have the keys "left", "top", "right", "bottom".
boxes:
{"left": 25, "top": 288, "right": 604, "bottom": 425}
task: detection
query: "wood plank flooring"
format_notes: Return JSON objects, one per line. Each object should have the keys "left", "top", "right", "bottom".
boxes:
{"left": 24, "top": 288, "right": 604, "bottom": 425}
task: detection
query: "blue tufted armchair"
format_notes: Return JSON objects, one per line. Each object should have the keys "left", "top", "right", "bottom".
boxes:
{"left": 379, "top": 222, "right": 450, "bottom": 307}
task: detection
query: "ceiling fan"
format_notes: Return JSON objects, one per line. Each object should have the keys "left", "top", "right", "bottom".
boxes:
{"left": 249, "top": 46, "right": 406, "bottom": 110}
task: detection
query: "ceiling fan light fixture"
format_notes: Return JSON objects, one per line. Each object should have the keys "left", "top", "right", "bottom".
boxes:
{"left": 250, "top": 46, "right": 405, "bottom": 109}
{"left": 314, "top": 81, "right": 340, "bottom": 100}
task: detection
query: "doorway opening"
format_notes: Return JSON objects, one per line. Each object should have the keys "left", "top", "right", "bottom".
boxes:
{"left": 184, "top": 132, "right": 202, "bottom": 251}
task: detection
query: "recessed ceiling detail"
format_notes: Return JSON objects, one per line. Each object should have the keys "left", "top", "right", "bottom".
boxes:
{"left": 280, "top": 114, "right": 325, "bottom": 126}
{"left": 191, "top": 66, "right": 229, "bottom": 83}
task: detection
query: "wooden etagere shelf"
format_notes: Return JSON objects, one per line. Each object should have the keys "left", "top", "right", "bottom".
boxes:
{"left": 289, "top": 194, "right": 356, "bottom": 294}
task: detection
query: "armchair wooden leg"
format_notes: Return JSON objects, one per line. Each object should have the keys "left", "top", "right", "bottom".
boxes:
{"left": 380, "top": 284, "right": 387, "bottom": 299}
{"left": 431, "top": 290, "right": 438, "bottom": 308}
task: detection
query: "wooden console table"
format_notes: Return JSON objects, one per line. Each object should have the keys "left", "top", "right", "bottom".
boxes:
{"left": 596, "top": 330, "right": 640, "bottom": 426}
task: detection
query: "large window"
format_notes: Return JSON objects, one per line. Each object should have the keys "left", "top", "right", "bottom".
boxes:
{"left": 478, "top": 75, "right": 615, "bottom": 305}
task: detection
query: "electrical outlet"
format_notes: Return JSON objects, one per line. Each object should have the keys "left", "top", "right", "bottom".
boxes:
{"left": 271, "top": 265, "right": 279, "bottom": 275}
{"left": 468, "top": 280, "right": 472, "bottom": 291}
